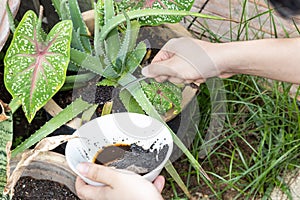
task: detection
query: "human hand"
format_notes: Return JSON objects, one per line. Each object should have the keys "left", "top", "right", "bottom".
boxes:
{"left": 75, "top": 162, "right": 165, "bottom": 200}
{"left": 142, "top": 37, "right": 234, "bottom": 84}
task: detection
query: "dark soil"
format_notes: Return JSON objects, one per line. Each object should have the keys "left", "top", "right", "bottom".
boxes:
{"left": 12, "top": 176, "right": 79, "bottom": 200}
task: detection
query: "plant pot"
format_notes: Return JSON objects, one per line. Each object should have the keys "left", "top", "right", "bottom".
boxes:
{"left": 10, "top": 151, "right": 78, "bottom": 196}
{"left": 0, "top": 0, "right": 21, "bottom": 51}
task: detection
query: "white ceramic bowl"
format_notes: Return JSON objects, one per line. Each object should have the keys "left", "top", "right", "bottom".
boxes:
{"left": 65, "top": 112, "right": 173, "bottom": 186}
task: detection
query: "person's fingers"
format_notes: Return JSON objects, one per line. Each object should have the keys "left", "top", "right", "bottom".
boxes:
{"left": 76, "top": 163, "right": 119, "bottom": 185}
{"left": 153, "top": 175, "right": 165, "bottom": 193}
{"left": 195, "top": 78, "right": 205, "bottom": 84}
{"left": 75, "top": 176, "right": 111, "bottom": 200}
{"left": 218, "top": 73, "right": 235, "bottom": 79}
{"left": 151, "top": 50, "right": 174, "bottom": 63}
{"left": 155, "top": 75, "right": 169, "bottom": 82}
{"left": 184, "top": 79, "right": 193, "bottom": 84}
{"left": 168, "top": 77, "right": 184, "bottom": 84}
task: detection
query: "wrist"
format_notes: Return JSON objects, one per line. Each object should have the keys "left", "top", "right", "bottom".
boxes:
{"left": 194, "top": 40, "right": 235, "bottom": 76}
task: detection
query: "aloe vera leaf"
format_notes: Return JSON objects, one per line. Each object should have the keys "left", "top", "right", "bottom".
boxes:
{"left": 165, "top": 160, "right": 191, "bottom": 198}
{"left": 81, "top": 104, "right": 98, "bottom": 124}
{"left": 64, "top": 72, "right": 96, "bottom": 84}
{"left": 11, "top": 98, "right": 93, "bottom": 158}
{"left": 71, "top": 28, "right": 85, "bottom": 53}
{"left": 97, "top": 78, "right": 118, "bottom": 87}
{"left": 119, "top": 89, "right": 144, "bottom": 114}
{"left": 70, "top": 48, "right": 103, "bottom": 74}
{"left": 69, "top": 0, "right": 92, "bottom": 52}
{"left": 0, "top": 106, "right": 12, "bottom": 199}
{"left": 52, "top": 0, "right": 91, "bottom": 53}
{"left": 102, "top": 64, "right": 119, "bottom": 79}
{"left": 115, "top": 12, "right": 133, "bottom": 74}
{"left": 4, "top": 10, "right": 72, "bottom": 122}
{"left": 104, "top": 0, "right": 121, "bottom": 63}
{"left": 99, "top": 9, "right": 225, "bottom": 42}
{"left": 104, "top": 0, "right": 114, "bottom": 22}
{"left": 117, "top": 15, "right": 142, "bottom": 74}
{"left": 5, "top": 1, "right": 16, "bottom": 33}
{"left": 94, "top": 1, "right": 104, "bottom": 56}
{"left": 51, "top": 0, "right": 71, "bottom": 20}
{"left": 126, "top": 41, "right": 147, "bottom": 73}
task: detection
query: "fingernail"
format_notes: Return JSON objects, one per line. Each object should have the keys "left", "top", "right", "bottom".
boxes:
{"left": 76, "top": 163, "right": 90, "bottom": 175}
{"left": 141, "top": 67, "right": 149, "bottom": 76}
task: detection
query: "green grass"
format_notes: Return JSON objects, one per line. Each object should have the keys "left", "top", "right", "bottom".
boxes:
{"left": 163, "top": 0, "right": 300, "bottom": 199}
{"left": 164, "top": 76, "right": 300, "bottom": 199}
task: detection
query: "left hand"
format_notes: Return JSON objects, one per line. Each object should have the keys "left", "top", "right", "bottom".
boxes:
{"left": 75, "top": 162, "right": 165, "bottom": 200}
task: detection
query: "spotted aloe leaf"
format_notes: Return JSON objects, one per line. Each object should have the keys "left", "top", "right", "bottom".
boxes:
{"left": 4, "top": 10, "right": 72, "bottom": 122}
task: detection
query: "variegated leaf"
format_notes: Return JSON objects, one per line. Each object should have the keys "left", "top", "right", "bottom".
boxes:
{"left": 141, "top": 80, "right": 182, "bottom": 114}
{"left": 4, "top": 10, "right": 72, "bottom": 122}
{"left": 119, "top": 0, "right": 195, "bottom": 25}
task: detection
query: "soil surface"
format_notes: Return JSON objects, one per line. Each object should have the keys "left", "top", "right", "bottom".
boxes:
{"left": 12, "top": 176, "right": 79, "bottom": 200}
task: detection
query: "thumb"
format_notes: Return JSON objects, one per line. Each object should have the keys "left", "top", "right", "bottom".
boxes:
{"left": 153, "top": 175, "right": 165, "bottom": 193}
{"left": 76, "top": 162, "right": 117, "bottom": 185}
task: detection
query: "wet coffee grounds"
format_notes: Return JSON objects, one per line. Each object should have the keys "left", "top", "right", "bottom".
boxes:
{"left": 93, "top": 143, "right": 169, "bottom": 175}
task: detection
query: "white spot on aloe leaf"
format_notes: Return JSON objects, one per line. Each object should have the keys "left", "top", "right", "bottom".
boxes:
{"left": 3, "top": 10, "right": 72, "bottom": 122}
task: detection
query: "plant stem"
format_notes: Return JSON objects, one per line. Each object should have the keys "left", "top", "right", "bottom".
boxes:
{"left": 8, "top": 97, "right": 21, "bottom": 114}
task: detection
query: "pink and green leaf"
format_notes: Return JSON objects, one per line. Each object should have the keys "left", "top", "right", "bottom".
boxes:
{"left": 4, "top": 10, "right": 72, "bottom": 122}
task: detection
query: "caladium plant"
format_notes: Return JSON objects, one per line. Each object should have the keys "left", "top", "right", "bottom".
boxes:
{"left": 118, "top": 0, "right": 195, "bottom": 25}
{"left": 141, "top": 80, "right": 182, "bottom": 115}
{"left": 4, "top": 8, "right": 72, "bottom": 122}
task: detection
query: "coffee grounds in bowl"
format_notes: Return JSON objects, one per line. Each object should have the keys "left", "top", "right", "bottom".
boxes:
{"left": 93, "top": 143, "right": 169, "bottom": 175}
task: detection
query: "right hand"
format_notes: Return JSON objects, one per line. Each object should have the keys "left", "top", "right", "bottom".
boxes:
{"left": 142, "top": 37, "right": 235, "bottom": 84}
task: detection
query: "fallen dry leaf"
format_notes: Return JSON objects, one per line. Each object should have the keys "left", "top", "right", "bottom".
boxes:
{"left": 0, "top": 99, "right": 11, "bottom": 121}
{"left": 4, "top": 135, "right": 77, "bottom": 196}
